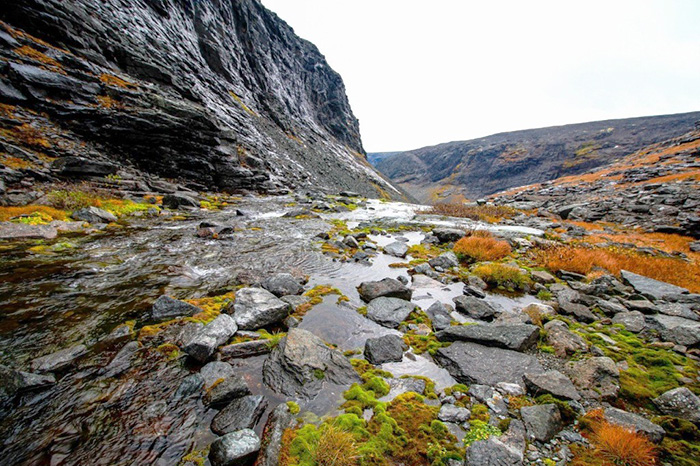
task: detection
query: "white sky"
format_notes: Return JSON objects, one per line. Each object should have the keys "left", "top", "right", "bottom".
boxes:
{"left": 261, "top": 0, "right": 700, "bottom": 152}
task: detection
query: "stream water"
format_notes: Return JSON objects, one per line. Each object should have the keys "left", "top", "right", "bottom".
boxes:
{"left": 0, "top": 195, "right": 542, "bottom": 465}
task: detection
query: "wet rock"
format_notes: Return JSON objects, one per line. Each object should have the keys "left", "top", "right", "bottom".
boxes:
{"left": 282, "top": 209, "right": 319, "bottom": 218}
{"left": 558, "top": 302, "right": 597, "bottom": 323}
{"left": 358, "top": 277, "right": 412, "bottom": 302}
{"left": 383, "top": 241, "right": 408, "bottom": 258}
{"left": 385, "top": 377, "right": 427, "bottom": 399}
{"left": 231, "top": 288, "right": 291, "bottom": 330}
{"left": 364, "top": 334, "right": 405, "bottom": 364}
{"left": 463, "top": 284, "right": 487, "bottom": 299}
{"left": 603, "top": 407, "right": 665, "bottom": 443}
{"left": 521, "top": 404, "right": 563, "bottom": 442}
{"left": 612, "top": 311, "right": 646, "bottom": 333}
{"left": 211, "top": 395, "right": 268, "bottom": 435}
{"left": 100, "top": 341, "right": 139, "bottom": 378}
{"left": 425, "top": 301, "right": 453, "bottom": 331}
{"left": 567, "top": 357, "right": 619, "bottom": 401}
{"left": 0, "top": 222, "right": 57, "bottom": 240}
{"left": 434, "top": 341, "right": 543, "bottom": 386}
{"left": 174, "top": 374, "right": 204, "bottom": 400}
{"left": 183, "top": 314, "right": 238, "bottom": 362}
{"left": 620, "top": 270, "right": 689, "bottom": 301}
{"left": 163, "top": 192, "right": 200, "bottom": 209}
{"left": 652, "top": 387, "right": 700, "bottom": 423}
{"left": 257, "top": 403, "right": 297, "bottom": 466}
{"left": 646, "top": 314, "right": 700, "bottom": 346}
{"left": 429, "top": 252, "right": 459, "bottom": 270}
{"left": 71, "top": 206, "right": 118, "bottom": 224}
{"left": 365, "top": 297, "right": 416, "bottom": 329}
{"left": 219, "top": 340, "right": 271, "bottom": 359}
{"left": 103, "top": 323, "right": 135, "bottom": 345}
{"left": 51, "top": 156, "right": 117, "bottom": 177}
{"left": 544, "top": 320, "right": 589, "bottom": 357}
{"left": 31, "top": 344, "right": 88, "bottom": 373}
{"left": 201, "top": 361, "right": 250, "bottom": 407}
{"left": 453, "top": 295, "right": 501, "bottom": 321}
{"left": 465, "top": 437, "right": 523, "bottom": 466}
{"left": 261, "top": 273, "right": 304, "bottom": 297}
{"left": 523, "top": 371, "right": 580, "bottom": 401}
{"left": 16, "top": 370, "right": 56, "bottom": 391}
{"left": 263, "top": 328, "right": 359, "bottom": 398}
{"left": 436, "top": 324, "right": 539, "bottom": 352}
{"left": 151, "top": 295, "right": 202, "bottom": 321}
{"left": 0, "top": 365, "right": 24, "bottom": 405}
{"left": 209, "top": 428, "right": 260, "bottom": 466}
{"left": 432, "top": 228, "right": 465, "bottom": 244}
{"left": 438, "top": 404, "right": 471, "bottom": 423}
{"left": 342, "top": 235, "right": 359, "bottom": 248}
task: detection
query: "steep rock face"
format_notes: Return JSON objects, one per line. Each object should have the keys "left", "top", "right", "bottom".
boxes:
{"left": 0, "top": 0, "right": 402, "bottom": 198}
{"left": 371, "top": 112, "right": 700, "bottom": 203}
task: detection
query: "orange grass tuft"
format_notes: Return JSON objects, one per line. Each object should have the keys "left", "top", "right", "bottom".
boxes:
{"left": 532, "top": 244, "right": 700, "bottom": 293}
{"left": 591, "top": 422, "right": 657, "bottom": 466}
{"left": 454, "top": 235, "right": 512, "bottom": 262}
{"left": 0, "top": 205, "right": 68, "bottom": 222}
{"left": 422, "top": 203, "right": 519, "bottom": 223}
{"left": 13, "top": 45, "right": 62, "bottom": 69}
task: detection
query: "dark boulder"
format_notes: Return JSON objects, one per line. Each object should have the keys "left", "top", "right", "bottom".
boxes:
{"left": 435, "top": 323, "right": 539, "bottom": 352}
{"left": 211, "top": 395, "right": 268, "bottom": 435}
{"left": 357, "top": 278, "right": 412, "bottom": 302}
{"left": 151, "top": 295, "right": 202, "bottom": 321}
{"left": 364, "top": 334, "right": 405, "bottom": 365}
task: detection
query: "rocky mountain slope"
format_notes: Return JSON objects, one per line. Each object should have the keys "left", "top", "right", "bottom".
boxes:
{"left": 370, "top": 112, "right": 700, "bottom": 203}
{"left": 0, "top": 0, "right": 402, "bottom": 199}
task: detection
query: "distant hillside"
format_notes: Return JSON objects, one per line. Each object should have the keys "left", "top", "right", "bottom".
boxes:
{"left": 371, "top": 112, "right": 700, "bottom": 204}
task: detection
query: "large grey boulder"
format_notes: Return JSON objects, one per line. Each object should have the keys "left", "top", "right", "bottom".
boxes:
{"left": 567, "top": 357, "right": 619, "bottom": 401}
{"left": 209, "top": 429, "right": 261, "bottom": 466}
{"left": 163, "top": 192, "right": 200, "bottom": 209}
{"left": 425, "top": 301, "right": 452, "bottom": 331}
{"left": 151, "top": 295, "right": 202, "bottom": 321}
{"left": 365, "top": 297, "right": 416, "bottom": 329}
{"left": 263, "top": 328, "right": 360, "bottom": 398}
{"left": 435, "top": 324, "right": 539, "bottom": 352}
{"left": 558, "top": 302, "right": 597, "bottom": 323}
{"left": 604, "top": 408, "right": 665, "bottom": 443}
{"left": 261, "top": 273, "right": 304, "bottom": 297}
{"left": 383, "top": 241, "right": 408, "bottom": 258}
{"left": 438, "top": 404, "right": 471, "bottom": 423}
{"left": 31, "top": 344, "right": 87, "bottom": 373}
{"left": 465, "top": 437, "right": 523, "bottom": 466}
{"left": 428, "top": 251, "right": 459, "bottom": 270}
{"left": 434, "top": 341, "right": 543, "bottom": 386}
{"left": 521, "top": 404, "right": 563, "bottom": 442}
{"left": 453, "top": 295, "right": 501, "bottom": 321}
{"left": 256, "top": 403, "right": 298, "bottom": 466}
{"left": 0, "top": 222, "right": 58, "bottom": 240}
{"left": 653, "top": 387, "right": 700, "bottom": 423}
{"left": 364, "top": 334, "right": 404, "bottom": 365}
{"left": 358, "top": 278, "right": 412, "bottom": 302}
{"left": 200, "top": 361, "right": 250, "bottom": 407}
{"left": 432, "top": 228, "right": 465, "bottom": 244}
{"left": 523, "top": 371, "right": 580, "bottom": 401}
{"left": 183, "top": 314, "right": 238, "bottom": 362}
{"left": 620, "top": 270, "right": 689, "bottom": 301}
{"left": 612, "top": 311, "right": 646, "bottom": 333}
{"left": 646, "top": 314, "right": 700, "bottom": 347}
{"left": 231, "top": 288, "right": 291, "bottom": 330}
{"left": 71, "top": 206, "right": 118, "bottom": 224}
{"left": 211, "top": 395, "right": 268, "bottom": 435}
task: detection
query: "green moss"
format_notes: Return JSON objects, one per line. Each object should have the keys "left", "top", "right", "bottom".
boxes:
{"left": 286, "top": 401, "right": 301, "bottom": 415}
{"left": 497, "top": 418, "right": 512, "bottom": 432}
{"left": 403, "top": 332, "right": 450, "bottom": 355}
{"left": 313, "top": 369, "right": 325, "bottom": 380}
{"left": 402, "top": 375, "right": 437, "bottom": 399}
{"left": 463, "top": 420, "right": 501, "bottom": 446}
{"left": 536, "top": 290, "right": 553, "bottom": 301}
{"left": 470, "top": 404, "right": 490, "bottom": 422}
{"left": 444, "top": 384, "right": 469, "bottom": 397}
{"left": 178, "top": 446, "right": 210, "bottom": 466}
{"left": 258, "top": 329, "right": 286, "bottom": 349}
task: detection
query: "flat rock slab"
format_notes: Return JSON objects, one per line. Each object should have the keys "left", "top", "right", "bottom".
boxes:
{"left": 567, "top": 357, "right": 619, "bottom": 401}
{"left": 434, "top": 341, "right": 543, "bottom": 386}
{"left": 383, "top": 241, "right": 408, "bottom": 258}
{"left": 604, "top": 407, "right": 665, "bottom": 443}
{"left": 219, "top": 340, "right": 271, "bottom": 359}
{"left": 465, "top": 437, "right": 523, "bottom": 466}
{"left": 453, "top": 295, "right": 501, "bottom": 321}
{"left": 211, "top": 395, "right": 267, "bottom": 435}
{"left": 646, "top": 314, "right": 700, "bottom": 347}
{"left": 620, "top": 270, "right": 688, "bottom": 301}
{"left": 653, "top": 387, "right": 700, "bottom": 423}
{"left": 521, "top": 404, "right": 563, "bottom": 442}
{"left": 358, "top": 278, "right": 412, "bottom": 302}
{"left": 523, "top": 370, "right": 580, "bottom": 401}
{"left": 151, "top": 295, "right": 202, "bottom": 320}
{"left": 183, "top": 314, "right": 238, "bottom": 362}
{"left": 71, "top": 206, "right": 117, "bottom": 224}
{"left": 365, "top": 297, "right": 416, "bottom": 329}
{"left": 612, "top": 311, "right": 646, "bottom": 333}
{"left": 261, "top": 273, "right": 303, "bottom": 297}
{"left": 0, "top": 222, "right": 57, "bottom": 240}
{"left": 436, "top": 324, "right": 539, "bottom": 352}
{"left": 31, "top": 344, "right": 87, "bottom": 373}
{"left": 209, "top": 429, "right": 260, "bottom": 466}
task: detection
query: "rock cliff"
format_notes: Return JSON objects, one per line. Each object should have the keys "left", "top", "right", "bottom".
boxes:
{"left": 0, "top": 0, "right": 401, "bottom": 198}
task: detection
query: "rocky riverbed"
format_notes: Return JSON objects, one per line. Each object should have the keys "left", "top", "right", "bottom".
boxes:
{"left": 1, "top": 191, "right": 699, "bottom": 466}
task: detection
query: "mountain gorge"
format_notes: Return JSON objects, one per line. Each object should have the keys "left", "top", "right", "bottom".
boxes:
{"left": 371, "top": 112, "right": 700, "bottom": 204}
{"left": 0, "top": 0, "right": 401, "bottom": 199}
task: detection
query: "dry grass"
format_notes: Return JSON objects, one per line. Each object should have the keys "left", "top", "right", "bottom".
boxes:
{"left": 99, "top": 73, "right": 136, "bottom": 89}
{"left": 96, "top": 95, "right": 123, "bottom": 109}
{"left": 422, "top": 203, "right": 519, "bottom": 223}
{"left": 13, "top": 45, "right": 62, "bottom": 69}
{"left": 0, "top": 155, "right": 34, "bottom": 170}
{"left": 454, "top": 235, "right": 511, "bottom": 262}
{"left": 2, "top": 123, "right": 51, "bottom": 149}
{"left": 584, "top": 230, "right": 698, "bottom": 256}
{"left": 314, "top": 424, "right": 359, "bottom": 466}
{"left": 473, "top": 263, "right": 531, "bottom": 291}
{"left": 0, "top": 205, "right": 68, "bottom": 223}
{"left": 532, "top": 244, "right": 700, "bottom": 293}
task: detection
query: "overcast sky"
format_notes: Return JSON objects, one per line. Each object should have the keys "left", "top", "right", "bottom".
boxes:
{"left": 261, "top": 1, "right": 700, "bottom": 152}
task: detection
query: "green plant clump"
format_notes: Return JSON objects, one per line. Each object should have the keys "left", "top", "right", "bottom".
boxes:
{"left": 463, "top": 420, "right": 501, "bottom": 446}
